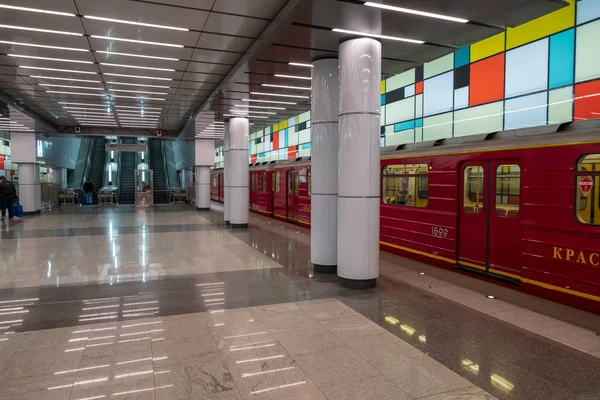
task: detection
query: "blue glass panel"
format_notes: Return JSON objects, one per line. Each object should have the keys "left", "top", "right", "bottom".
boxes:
{"left": 381, "top": 94, "right": 386, "bottom": 105}
{"left": 301, "top": 143, "right": 311, "bottom": 149}
{"left": 394, "top": 120, "right": 415, "bottom": 132}
{"left": 454, "top": 46, "right": 470, "bottom": 68}
{"left": 415, "top": 118, "right": 423, "bottom": 128}
{"left": 504, "top": 92, "right": 547, "bottom": 130}
{"left": 577, "top": 0, "right": 600, "bottom": 24}
{"left": 549, "top": 29, "right": 575, "bottom": 89}
{"left": 505, "top": 38, "right": 549, "bottom": 98}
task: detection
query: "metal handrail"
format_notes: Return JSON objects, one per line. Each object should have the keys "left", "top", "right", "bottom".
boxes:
{"left": 80, "top": 139, "right": 95, "bottom": 189}
{"left": 160, "top": 140, "right": 171, "bottom": 190}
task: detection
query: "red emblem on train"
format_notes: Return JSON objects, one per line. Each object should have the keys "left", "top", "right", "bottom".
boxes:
{"left": 580, "top": 176, "right": 593, "bottom": 198}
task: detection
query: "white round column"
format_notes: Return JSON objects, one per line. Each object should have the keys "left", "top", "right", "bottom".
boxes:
{"left": 311, "top": 58, "right": 339, "bottom": 273}
{"left": 18, "top": 163, "right": 41, "bottom": 215}
{"left": 337, "top": 38, "right": 381, "bottom": 289}
{"left": 53, "top": 167, "right": 66, "bottom": 189}
{"left": 223, "top": 122, "right": 231, "bottom": 225}
{"left": 229, "top": 117, "right": 249, "bottom": 228}
{"left": 195, "top": 166, "right": 211, "bottom": 210}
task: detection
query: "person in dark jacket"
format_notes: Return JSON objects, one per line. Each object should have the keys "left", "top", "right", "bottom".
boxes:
{"left": 83, "top": 179, "right": 94, "bottom": 205}
{"left": 0, "top": 176, "right": 17, "bottom": 221}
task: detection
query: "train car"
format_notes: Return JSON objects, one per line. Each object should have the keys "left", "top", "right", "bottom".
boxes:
{"left": 380, "top": 121, "right": 600, "bottom": 313}
{"left": 272, "top": 161, "right": 311, "bottom": 227}
{"left": 249, "top": 164, "right": 275, "bottom": 216}
{"left": 210, "top": 169, "right": 223, "bottom": 203}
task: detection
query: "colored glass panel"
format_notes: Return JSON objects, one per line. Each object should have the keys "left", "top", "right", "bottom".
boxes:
{"left": 415, "top": 81, "right": 423, "bottom": 94}
{"left": 423, "top": 112, "right": 452, "bottom": 141}
{"left": 405, "top": 84, "right": 415, "bottom": 97}
{"left": 454, "top": 46, "right": 470, "bottom": 68}
{"left": 288, "top": 146, "right": 296, "bottom": 159}
{"left": 549, "top": 29, "right": 575, "bottom": 89}
{"left": 470, "top": 32, "right": 505, "bottom": 62}
{"left": 385, "top": 98, "right": 414, "bottom": 124}
{"left": 415, "top": 118, "right": 423, "bottom": 128}
{"left": 424, "top": 53, "right": 454, "bottom": 79}
{"left": 505, "top": 38, "right": 549, "bottom": 98}
{"left": 394, "top": 120, "right": 415, "bottom": 132}
{"left": 577, "top": 0, "right": 600, "bottom": 24}
{"left": 469, "top": 53, "right": 505, "bottom": 106}
{"left": 574, "top": 79, "right": 600, "bottom": 120}
{"left": 387, "top": 69, "right": 415, "bottom": 92}
{"left": 454, "top": 101, "right": 504, "bottom": 137}
{"left": 504, "top": 92, "right": 548, "bottom": 129}
{"left": 454, "top": 87, "right": 469, "bottom": 109}
{"left": 386, "top": 130, "right": 414, "bottom": 146}
{"left": 381, "top": 94, "right": 386, "bottom": 106}
{"left": 548, "top": 86, "right": 574, "bottom": 124}
{"left": 424, "top": 71, "right": 454, "bottom": 116}
{"left": 380, "top": 80, "right": 386, "bottom": 94}
{"left": 575, "top": 20, "right": 600, "bottom": 83}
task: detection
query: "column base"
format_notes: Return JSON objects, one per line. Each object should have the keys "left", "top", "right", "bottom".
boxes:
{"left": 314, "top": 264, "right": 337, "bottom": 274}
{"left": 231, "top": 223, "right": 248, "bottom": 229}
{"left": 339, "top": 277, "right": 376, "bottom": 289}
{"left": 196, "top": 207, "right": 210, "bottom": 211}
{"left": 225, "top": 221, "right": 231, "bottom": 226}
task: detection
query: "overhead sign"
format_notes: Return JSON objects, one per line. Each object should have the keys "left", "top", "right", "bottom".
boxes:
{"left": 579, "top": 176, "right": 593, "bottom": 198}
{"left": 105, "top": 143, "right": 147, "bottom": 152}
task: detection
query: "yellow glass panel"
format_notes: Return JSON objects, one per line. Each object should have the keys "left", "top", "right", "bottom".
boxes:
{"left": 380, "top": 80, "right": 386, "bottom": 94}
{"left": 279, "top": 120, "right": 288, "bottom": 129}
{"left": 506, "top": 1, "right": 575, "bottom": 50}
{"left": 295, "top": 116, "right": 299, "bottom": 124}
{"left": 470, "top": 32, "right": 505, "bottom": 62}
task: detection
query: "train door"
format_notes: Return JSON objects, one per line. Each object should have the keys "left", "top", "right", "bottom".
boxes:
{"left": 287, "top": 170, "right": 295, "bottom": 220}
{"left": 458, "top": 160, "right": 521, "bottom": 280}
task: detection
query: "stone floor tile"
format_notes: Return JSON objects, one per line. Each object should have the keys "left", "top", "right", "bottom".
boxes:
{"left": 343, "top": 331, "right": 422, "bottom": 365}
{"left": 417, "top": 385, "right": 498, "bottom": 400}
{"left": 254, "top": 308, "right": 320, "bottom": 333}
{"left": 20, "top": 326, "right": 90, "bottom": 350}
{"left": 1, "top": 346, "right": 83, "bottom": 380}
{"left": 151, "top": 336, "right": 219, "bottom": 367}
{"left": 319, "top": 313, "right": 387, "bottom": 340}
{"left": 151, "top": 312, "right": 212, "bottom": 340}
{"left": 272, "top": 324, "right": 344, "bottom": 356}
{"left": 539, "top": 324, "right": 600, "bottom": 353}
{"left": 0, "top": 373, "right": 75, "bottom": 400}
{"left": 319, "top": 375, "right": 412, "bottom": 400}
{"left": 296, "top": 298, "right": 357, "bottom": 321}
{"left": 220, "top": 340, "right": 295, "bottom": 378}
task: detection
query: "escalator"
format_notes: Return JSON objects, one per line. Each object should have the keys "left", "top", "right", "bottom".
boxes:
{"left": 119, "top": 138, "right": 136, "bottom": 205}
{"left": 149, "top": 139, "right": 168, "bottom": 204}
{"left": 88, "top": 138, "right": 106, "bottom": 205}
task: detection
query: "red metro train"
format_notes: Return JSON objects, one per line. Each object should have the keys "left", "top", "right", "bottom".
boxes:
{"left": 212, "top": 121, "right": 600, "bottom": 313}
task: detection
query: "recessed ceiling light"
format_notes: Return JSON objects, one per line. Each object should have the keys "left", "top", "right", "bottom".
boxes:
{"left": 102, "top": 73, "right": 172, "bottom": 81}
{"left": 288, "top": 62, "right": 313, "bottom": 68}
{"left": 30, "top": 76, "right": 100, "bottom": 83}
{"left": 0, "top": 24, "right": 81, "bottom": 36}
{"left": 262, "top": 84, "right": 311, "bottom": 91}
{"left": 419, "top": 272, "right": 426, "bottom": 275}
{"left": 46, "top": 91, "right": 107, "bottom": 96}
{"left": 109, "top": 95, "right": 166, "bottom": 101}
{"left": 107, "top": 82, "right": 170, "bottom": 89}
{"left": 40, "top": 84, "right": 104, "bottom": 90}
{"left": 90, "top": 35, "right": 183, "bottom": 48}
{"left": 8, "top": 54, "right": 93, "bottom": 64}
{"left": 233, "top": 104, "right": 286, "bottom": 110}
{"left": 119, "top": 117, "right": 160, "bottom": 121}
{"left": 80, "top": 123, "right": 119, "bottom": 127}
{"left": 241, "top": 99, "right": 298, "bottom": 106}
{"left": 0, "top": 4, "right": 76, "bottom": 17}
{"left": 331, "top": 28, "right": 424, "bottom": 44}
{"left": 63, "top": 107, "right": 108, "bottom": 111}
{"left": 115, "top": 105, "right": 162, "bottom": 110}
{"left": 109, "top": 89, "right": 167, "bottom": 95}
{"left": 68, "top": 111, "right": 113, "bottom": 115}
{"left": 223, "top": 114, "right": 268, "bottom": 119}
{"left": 363, "top": 2, "right": 469, "bottom": 23}
{"left": 250, "top": 92, "right": 309, "bottom": 99}
{"left": 19, "top": 66, "right": 97, "bottom": 74}
{"left": 77, "top": 120, "right": 117, "bottom": 123}
{"left": 487, "top": 295, "right": 496, "bottom": 299}
{"left": 274, "top": 74, "right": 311, "bottom": 81}
{"left": 95, "top": 51, "right": 179, "bottom": 61}
{"left": 100, "top": 63, "right": 175, "bottom": 72}
{"left": 84, "top": 15, "right": 189, "bottom": 31}
{"left": 0, "top": 40, "right": 88, "bottom": 52}
{"left": 228, "top": 110, "right": 276, "bottom": 115}
{"left": 117, "top": 110, "right": 161, "bottom": 114}
{"left": 212, "top": 121, "right": 225, "bottom": 124}
{"left": 59, "top": 102, "right": 108, "bottom": 106}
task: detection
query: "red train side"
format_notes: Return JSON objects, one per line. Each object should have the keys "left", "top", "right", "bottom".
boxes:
{"left": 211, "top": 123, "right": 600, "bottom": 313}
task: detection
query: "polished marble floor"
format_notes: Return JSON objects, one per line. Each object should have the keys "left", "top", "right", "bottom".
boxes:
{"left": 0, "top": 205, "right": 599, "bottom": 400}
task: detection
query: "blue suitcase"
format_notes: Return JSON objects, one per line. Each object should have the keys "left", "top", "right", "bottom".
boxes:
{"left": 12, "top": 203, "right": 23, "bottom": 218}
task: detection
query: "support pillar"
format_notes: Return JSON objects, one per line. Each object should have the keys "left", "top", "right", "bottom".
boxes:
{"left": 311, "top": 58, "right": 339, "bottom": 273}
{"left": 337, "top": 38, "right": 381, "bottom": 289}
{"left": 18, "top": 163, "right": 41, "bottom": 215}
{"left": 53, "top": 167, "right": 67, "bottom": 189}
{"left": 229, "top": 117, "right": 249, "bottom": 228}
{"left": 223, "top": 122, "right": 231, "bottom": 225}
{"left": 194, "top": 138, "right": 214, "bottom": 211}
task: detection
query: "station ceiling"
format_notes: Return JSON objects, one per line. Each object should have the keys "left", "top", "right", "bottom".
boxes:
{"left": 0, "top": 0, "right": 567, "bottom": 139}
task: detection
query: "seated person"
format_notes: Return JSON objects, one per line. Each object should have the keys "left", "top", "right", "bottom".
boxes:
{"left": 141, "top": 181, "right": 152, "bottom": 192}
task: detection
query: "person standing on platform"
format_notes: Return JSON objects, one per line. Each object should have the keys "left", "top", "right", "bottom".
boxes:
{"left": 0, "top": 176, "right": 16, "bottom": 221}
{"left": 83, "top": 179, "right": 94, "bottom": 205}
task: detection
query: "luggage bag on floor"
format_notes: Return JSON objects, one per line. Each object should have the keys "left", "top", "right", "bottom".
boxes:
{"left": 12, "top": 203, "right": 23, "bottom": 217}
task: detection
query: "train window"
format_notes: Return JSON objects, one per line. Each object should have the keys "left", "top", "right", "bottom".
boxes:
{"left": 495, "top": 165, "right": 520, "bottom": 217}
{"left": 262, "top": 172, "right": 267, "bottom": 192}
{"left": 212, "top": 175, "right": 217, "bottom": 186}
{"left": 288, "top": 173, "right": 293, "bottom": 193}
{"left": 252, "top": 173, "right": 257, "bottom": 191}
{"left": 308, "top": 169, "right": 311, "bottom": 196}
{"left": 576, "top": 154, "right": 600, "bottom": 225}
{"left": 275, "top": 172, "right": 281, "bottom": 193}
{"left": 294, "top": 173, "right": 300, "bottom": 195}
{"left": 382, "top": 164, "right": 429, "bottom": 207}
{"left": 463, "top": 166, "right": 484, "bottom": 214}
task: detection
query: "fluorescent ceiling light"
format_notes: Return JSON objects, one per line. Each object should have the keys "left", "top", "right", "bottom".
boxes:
{"left": 47, "top": 91, "right": 107, "bottom": 96}
{"left": 288, "top": 62, "right": 313, "bottom": 68}
{"left": 91, "top": 35, "right": 183, "bottom": 48}
{"left": 19, "top": 66, "right": 97, "bottom": 74}
{"left": 31, "top": 76, "right": 100, "bottom": 83}
{"left": 9, "top": 54, "right": 93, "bottom": 64}
{"left": 262, "top": 84, "right": 311, "bottom": 91}
{"left": 274, "top": 74, "right": 311, "bottom": 81}
{"left": 121, "top": 124, "right": 157, "bottom": 127}
{"left": 228, "top": 110, "right": 276, "bottom": 115}
{"left": 84, "top": 15, "right": 188, "bottom": 31}
{"left": 115, "top": 105, "right": 162, "bottom": 110}
{"left": 100, "top": 63, "right": 175, "bottom": 72}
{"left": 242, "top": 99, "right": 297, "bottom": 105}
{"left": 103, "top": 73, "right": 172, "bottom": 81}
{"left": 331, "top": 28, "right": 424, "bottom": 44}
{"left": 59, "top": 102, "right": 109, "bottom": 106}
{"left": 364, "top": 2, "right": 469, "bottom": 23}
{"left": 224, "top": 114, "right": 268, "bottom": 119}
{"left": 0, "top": 40, "right": 88, "bottom": 52}
{"left": 119, "top": 117, "right": 160, "bottom": 121}
{"left": 80, "top": 123, "right": 118, "bottom": 126}
{"left": 109, "top": 89, "right": 167, "bottom": 95}
{"left": 63, "top": 107, "right": 108, "bottom": 110}
{"left": 117, "top": 110, "right": 161, "bottom": 114}
{"left": 110, "top": 95, "right": 166, "bottom": 101}
{"left": 107, "top": 82, "right": 170, "bottom": 89}
{"left": 0, "top": 4, "right": 76, "bottom": 17}
{"left": 96, "top": 51, "right": 178, "bottom": 61}
{"left": 0, "top": 24, "right": 81, "bottom": 36}
{"left": 250, "top": 92, "right": 309, "bottom": 99}
{"left": 40, "top": 84, "right": 104, "bottom": 90}
{"left": 233, "top": 104, "right": 286, "bottom": 110}
{"left": 69, "top": 111, "right": 113, "bottom": 115}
